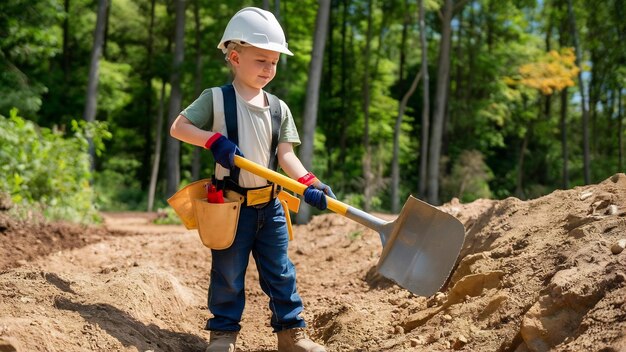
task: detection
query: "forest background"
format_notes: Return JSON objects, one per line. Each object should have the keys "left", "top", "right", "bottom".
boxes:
{"left": 0, "top": 0, "right": 624, "bottom": 224}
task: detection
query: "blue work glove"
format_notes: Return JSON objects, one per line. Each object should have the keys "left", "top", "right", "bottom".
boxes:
{"left": 205, "top": 133, "right": 243, "bottom": 169}
{"left": 298, "top": 172, "right": 336, "bottom": 210}
{"left": 303, "top": 185, "right": 328, "bottom": 210}
{"left": 312, "top": 180, "right": 336, "bottom": 199}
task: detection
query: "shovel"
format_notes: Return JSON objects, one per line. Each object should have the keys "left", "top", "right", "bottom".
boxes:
{"left": 234, "top": 156, "right": 465, "bottom": 296}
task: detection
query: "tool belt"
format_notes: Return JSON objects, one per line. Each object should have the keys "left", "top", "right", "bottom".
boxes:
{"left": 167, "top": 179, "right": 240, "bottom": 249}
{"left": 214, "top": 177, "right": 282, "bottom": 208}
{"left": 167, "top": 178, "right": 302, "bottom": 248}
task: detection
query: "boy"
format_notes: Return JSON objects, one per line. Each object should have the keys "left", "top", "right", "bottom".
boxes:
{"left": 170, "top": 7, "right": 333, "bottom": 352}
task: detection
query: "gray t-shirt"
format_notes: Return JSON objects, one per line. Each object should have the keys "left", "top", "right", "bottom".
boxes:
{"left": 180, "top": 86, "right": 301, "bottom": 188}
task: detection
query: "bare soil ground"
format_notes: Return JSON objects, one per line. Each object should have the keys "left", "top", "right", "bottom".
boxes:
{"left": 1, "top": 174, "right": 625, "bottom": 352}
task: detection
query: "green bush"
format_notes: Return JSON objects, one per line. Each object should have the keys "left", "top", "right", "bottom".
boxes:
{"left": 153, "top": 206, "right": 182, "bottom": 225}
{"left": 441, "top": 150, "right": 494, "bottom": 203}
{"left": 0, "top": 108, "right": 109, "bottom": 223}
{"left": 93, "top": 156, "right": 144, "bottom": 211}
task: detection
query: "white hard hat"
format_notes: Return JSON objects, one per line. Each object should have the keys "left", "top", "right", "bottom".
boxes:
{"left": 217, "top": 7, "right": 293, "bottom": 56}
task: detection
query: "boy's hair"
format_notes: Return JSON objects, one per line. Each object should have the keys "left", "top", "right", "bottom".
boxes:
{"left": 224, "top": 40, "right": 252, "bottom": 73}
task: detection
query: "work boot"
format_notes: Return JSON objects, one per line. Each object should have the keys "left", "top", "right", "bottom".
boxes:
{"left": 205, "top": 330, "right": 238, "bottom": 352}
{"left": 276, "top": 328, "right": 326, "bottom": 352}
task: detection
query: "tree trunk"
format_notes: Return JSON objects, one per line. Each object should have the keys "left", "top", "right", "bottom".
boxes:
{"left": 191, "top": 0, "right": 203, "bottom": 181}
{"left": 567, "top": 0, "right": 591, "bottom": 184}
{"left": 362, "top": 0, "right": 374, "bottom": 212}
{"left": 145, "top": 0, "right": 157, "bottom": 211}
{"left": 516, "top": 121, "right": 531, "bottom": 199}
{"left": 391, "top": 0, "right": 412, "bottom": 213}
{"left": 418, "top": 0, "right": 430, "bottom": 200}
{"left": 589, "top": 51, "right": 598, "bottom": 156}
{"left": 324, "top": 0, "right": 335, "bottom": 175}
{"left": 392, "top": 71, "right": 421, "bottom": 213}
{"left": 165, "top": 0, "right": 186, "bottom": 197}
{"left": 561, "top": 88, "right": 569, "bottom": 189}
{"left": 618, "top": 89, "right": 623, "bottom": 172}
{"left": 427, "top": 0, "right": 454, "bottom": 205}
{"left": 338, "top": 0, "right": 350, "bottom": 168}
{"left": 296, "top": 0, "right": 331, "bottom": 224}
{"left": 148, "top": 81, "right": 167, "bottom": 212}
{"left": 83, "top": 0, "right": 109, "bottom": 170}
{"left": 140, "top": 0, "right": 156, "bottom": 190}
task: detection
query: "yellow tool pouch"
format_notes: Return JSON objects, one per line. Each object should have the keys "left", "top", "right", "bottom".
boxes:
{"left": 167, "top": 179, "right": 209, "bottom": 230}
{"left": 192, "top": 198, "right": 240, "bottom": 249}
{"left": 246, "top": 185, "right": 274, "bottom": 206}
{"left": 167, "top": 179, "right": 240, "bottom": 249}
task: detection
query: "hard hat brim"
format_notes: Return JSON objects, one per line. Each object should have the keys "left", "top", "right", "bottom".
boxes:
{"left": 217, "top": 41, "right": 294, "bottom": 56}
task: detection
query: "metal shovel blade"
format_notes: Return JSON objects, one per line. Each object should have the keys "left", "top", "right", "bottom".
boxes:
{"left": 374, "top": 196, "right": 465, "bottom": 296}
{"left": 233, "top": 156, "right": 466, "bottom": 296}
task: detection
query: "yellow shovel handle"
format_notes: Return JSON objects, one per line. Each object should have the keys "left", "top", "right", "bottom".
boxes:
{"left": 234, "top": 155, "right": 349, "bottom": 216}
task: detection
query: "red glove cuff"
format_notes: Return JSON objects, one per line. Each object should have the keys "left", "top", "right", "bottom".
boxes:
{"left": 298, "top": 172, "right": 318, "bottom": 186}
{"left": 204, "top": 133, "right": 223, "bottom": 149}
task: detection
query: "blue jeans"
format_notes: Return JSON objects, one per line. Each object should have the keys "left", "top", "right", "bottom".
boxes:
{"left": 206, "top": 198, "right": 305, "bottom": 332}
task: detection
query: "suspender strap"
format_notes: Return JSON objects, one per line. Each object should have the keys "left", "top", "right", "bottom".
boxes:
{"left": 266, "top": 92, "right": 281, "bottom": 172}
{"left": 220, "top": 84, "right": 281, "bottom": 185}
{"left": 221, "top": 84, "right": 240, "bottom": 182}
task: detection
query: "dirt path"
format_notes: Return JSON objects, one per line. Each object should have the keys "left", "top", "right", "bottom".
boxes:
{"left": 1, "top": 174, "right": 625, "bottom": 351}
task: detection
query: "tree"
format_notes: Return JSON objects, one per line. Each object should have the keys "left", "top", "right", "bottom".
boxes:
{"left": 297, "top": 0, "right": 331, "bottom": 223}
{"left": 427, "top": 0, "right": 468, "bottom": 205}
{"left": 146, "top": 0, "right": 159, "bottom": 212}
{"left": 505, "top": 48, "right": 579, "bottom": 196}
{"left": 619, "top": 90, "right": 623, "bottom": 171}
{"left": 566, "top": 0, "right": 591, "bottom": 184}
{"left": 362, "top": 0, "right": 374, "bottom": 211}
{"left": 165, "top": 0, "right": 186, "bottom": 197}
{"left": 191, "top": 0, "right": 203, "bottom": 182}
{"left": 391, "top": 0, "right": 421, "bottom": 213}
{"left": 84, "top": 0, "right": 109, "bottom": 169}
{"left": 417, "top": 0, "right": 430, "bottom": 200}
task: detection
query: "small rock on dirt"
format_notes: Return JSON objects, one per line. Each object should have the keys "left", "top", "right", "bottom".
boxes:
{"left": 606, "top": 205, "right": 619, "bottom": 215}
{"left": 410, "top": 336, "right": 425, "bottom": 347}
{"left": 453, "top": 335, "right": 468, "bottom": 350}
{"left": 610, "top": 239, "right": 626, "bottom": 255}
{"left": 579, "top": 191, "right": 593, "bottom": 200}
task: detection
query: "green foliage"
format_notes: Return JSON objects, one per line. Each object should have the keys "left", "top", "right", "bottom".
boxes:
{"left": 93, "top": 156, "right": 143, "bottom": 211}
{"left": 152, "top": 206, "right": 182, "bottom": 225}
{"left": 0, "top": 108, "right": 105, "bottom": 222}
{"left": 441, "top": 150, "right": 494, "bottom": 203}
{"left": 1, "top": 0, "right": 622, "bottom": 213}
{"left": 0, "top": 0, "right": 63, "bottom": 117}
{"left": 97, "top": 60, "right": 133, "bottom": 116}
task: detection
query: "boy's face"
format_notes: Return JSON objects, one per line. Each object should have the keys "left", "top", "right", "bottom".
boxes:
{"left": 230, "top": 46, "right": 280, "bottom": 90}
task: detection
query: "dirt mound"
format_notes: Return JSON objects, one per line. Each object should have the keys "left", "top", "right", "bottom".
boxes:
{"left": 0, "top": 211, "right": 137, "bottom": 271}
{"left": 0, "top": 174, "right": 625, "bottom": 351}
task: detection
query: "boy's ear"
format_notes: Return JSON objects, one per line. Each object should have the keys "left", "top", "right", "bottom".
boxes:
{"left": 229, "top": 50, "right": 240, "bottom": 66}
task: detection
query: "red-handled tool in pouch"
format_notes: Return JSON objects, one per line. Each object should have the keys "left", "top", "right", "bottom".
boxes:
{"left": 206, "top": 183, "right": 224, "bottom": 203}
